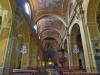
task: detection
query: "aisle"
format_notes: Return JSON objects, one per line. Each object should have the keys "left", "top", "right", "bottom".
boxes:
{"left": 45, "top": 68, "right": 60, "bottom": 75}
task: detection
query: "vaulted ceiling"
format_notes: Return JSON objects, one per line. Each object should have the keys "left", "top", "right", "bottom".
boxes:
{"left": 28, "top": 0, "right": 68, "bottom": 49}
{"left": 16, "top": 0, "right": 68, "bottom": 49}
{"left": 29, "top": 0, "right": 68, "bottom": 19}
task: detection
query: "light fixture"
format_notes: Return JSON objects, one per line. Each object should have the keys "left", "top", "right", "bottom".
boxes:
{"left": 48, "top": 61, "right": 53, "bottom": 65}
{"left": 25, "top": 2, "right": 31, "bottom": 15}
{"left": 48, "top": 58, "right": 53, "bottom": 65}
{"left": 39, "top": 36, "right": 40, "bottom": 39}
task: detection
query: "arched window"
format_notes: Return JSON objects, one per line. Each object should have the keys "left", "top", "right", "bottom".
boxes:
{"left": 24, "top": 2, "right": 31, "bottom": 16}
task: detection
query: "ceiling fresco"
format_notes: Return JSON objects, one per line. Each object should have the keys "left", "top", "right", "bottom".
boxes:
{"left": 37, "top": 16, "right": 64, "bottom": 26}
{"left": 28, "top": 0, "right": 68, "bottom": 46}
{"left": 37, "top": 16, "right": 65, "bottom": 36}
{"left": 29, "top": 0, "right": 67, "bottom": 18}
{"left": 37, "top": 0, "right": 63, "bottom": 10}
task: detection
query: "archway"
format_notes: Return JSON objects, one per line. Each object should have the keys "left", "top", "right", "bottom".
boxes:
{"left": 70, "top": 24, "right": 86, "bottom": 71}
{"left": 35, "top": 15, "right": 66, "bottom": 68}
{"left": 42, "top": 37, "right": 59, "bottom": 67}
{"left": 86, "top": 0, "right": 100, "bottom": 72}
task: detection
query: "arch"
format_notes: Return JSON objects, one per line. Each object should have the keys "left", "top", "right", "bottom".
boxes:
{"left": 38, "top": 27, "right": 62, "bottom": 36}
{"left": 42, "top": 37, "right": 59, "bottom": 52}
{"left": 69, "top": 23, "right": 80, "bottom": 35}
{"left": 41, "top": 37, "right": 59, "bottom": 67}
{"left": 37, "top": 15, "right": 65, "bottom": 38}
{"left": 87, "top": 0, "right": 100, "bottom": 23}
{"left": 35, "top": 14, "right": 67, "bottom": 27}
{"left": 42, "top": 37, "right": 59, "bottom": 45}
{"left": 42, "top": 37, "right": 59, "bottom": 48}
{"left": 39, "top": 29, "right": 62, "bottom": 38}
{"left": 70, "top": 23, "right": 86, "bottom": 71}
{"left": 40, "top": 29, "right": 62, "bottom": 44}
{"left": 41, "top": 35, "right": 61, "bottom": 45}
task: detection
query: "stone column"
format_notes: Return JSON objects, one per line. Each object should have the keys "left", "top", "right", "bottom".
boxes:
{"left": 87, "top": 23, "right": 100, "bottom": 71}
{"left": 66, "top": 31, "right": 72, "bottom": 70}
{"left": 76, "top": 0, "right": 97, "bottom": 72}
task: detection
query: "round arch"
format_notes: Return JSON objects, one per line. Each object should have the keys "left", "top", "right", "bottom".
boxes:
{"left": 87, "top": 0, "right": 100, "bottom": 23}
{"left": 41, "top": 37, "right": 60, "bottom": 47}
{"left": 87, "top": 0, "right": 100, "bottom": 72}
{"left": 69, "top": 23, "right": 80, "bottom": 36}
{"left": 40, "top": 30, "right": 62, "bottom": 44}
{"left": 42, "top": 37, "right": 59, "bottom": 49}
{"left": 35, "top": 14, "right": 67, "bottom": 27}
{"left": 38, "top": 27, "right": 62, "bottom": 36}
{"left": 39, "top": 29, "right": 62, "bottom": 38}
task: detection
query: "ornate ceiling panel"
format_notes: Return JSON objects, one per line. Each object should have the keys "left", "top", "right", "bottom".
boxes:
{"left": 37, "top": 16, "right": 65, "bottom": 33}
{"left": 30, "top": 0, "right": 64, "bottom": 11}
{"left": 37, "top": 0, "right": 63, "bottom": 10}
{"left": 29, "top": 0, "right": 68, "bottom": 46}
{"left": 29, "top": 0, "right": 68, "bottom": 18}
